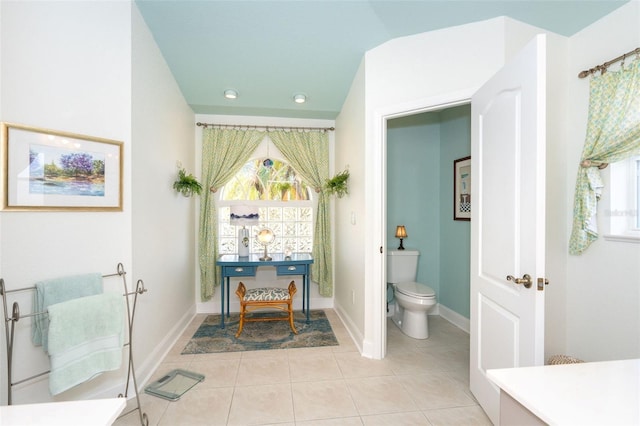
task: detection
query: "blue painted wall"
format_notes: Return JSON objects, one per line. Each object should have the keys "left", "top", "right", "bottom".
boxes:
{"left": 387, "top": 104, "right": 471, "bottom": 318}
{"left": 387, "top": 114, "right": 441, "bottom": 293}
{"left": 439, "top": 105, "right": 471, "bottom": 317}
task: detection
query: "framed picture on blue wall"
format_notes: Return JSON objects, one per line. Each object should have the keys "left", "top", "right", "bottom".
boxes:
{"left": 454, "top": 156, "right": 471, "bottom": 221}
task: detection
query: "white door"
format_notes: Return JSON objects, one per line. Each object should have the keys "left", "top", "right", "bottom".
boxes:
{"left": 470, "top": 35, "right": 547, "bottom": 424}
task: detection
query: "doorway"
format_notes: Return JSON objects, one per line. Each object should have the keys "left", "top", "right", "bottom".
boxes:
{"left": 385, "top": 104, "right": 471, "bottom": 352}
{"left": 371, "top": 35, "right": 548, "bottom": 424}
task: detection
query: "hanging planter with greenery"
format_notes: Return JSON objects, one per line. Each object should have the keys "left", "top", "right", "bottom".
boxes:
{"left": 173, "top": 168, "right": 203, "bottom": 197}
{"left": 324, "top": 168, "right": 349, "bottom": 198}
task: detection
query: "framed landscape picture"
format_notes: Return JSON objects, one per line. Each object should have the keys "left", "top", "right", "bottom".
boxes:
{"left": 1, "top": 122, "right": 123, "bottom": 211}
{"left": 454, "top": 156, "right": 471, "bottom": 221}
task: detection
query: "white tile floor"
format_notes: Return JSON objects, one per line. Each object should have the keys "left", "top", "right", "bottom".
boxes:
{"left": 115, "top": 311, "right": 492, "bottom": 425}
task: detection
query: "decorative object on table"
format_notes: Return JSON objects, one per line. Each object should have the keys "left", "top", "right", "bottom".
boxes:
{"left": 173, "top": 168, "right": 202, "bottom": 197}
{"left": 256, "top": 227, "right": 275, "bottom": 261}
{"left": 1, "top": 122, "right": 123, "bottom": 211}
{"left": 395, "top": 225, "right": 407, "bottom": 250}
{"left": 453, "top": 156, "right": 471, "bottom": 221}
{"left": 144, "top": 369, "right": 205, "bottom": 401}
{"left": 181, "top": 310, "right": 338, "bottom": 354}
{"left": 324, "top": 168, "right": 350, "bottom": 198}
{"left": 230, "top": 205, "right": 259, "bottom": 257}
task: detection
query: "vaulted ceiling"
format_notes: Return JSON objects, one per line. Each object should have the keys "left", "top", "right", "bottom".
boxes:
{"left": 136, "top": 0, "right": 628, "bottom": 120}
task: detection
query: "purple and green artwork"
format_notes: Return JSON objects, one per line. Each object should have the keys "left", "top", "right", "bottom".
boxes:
{"left": 28, "top": 144, "right": 105, "bottom": 197}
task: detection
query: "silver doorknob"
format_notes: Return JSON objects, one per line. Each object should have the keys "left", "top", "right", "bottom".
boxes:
{"left": 506, "top": 274, "right": 533, "bottom": 288}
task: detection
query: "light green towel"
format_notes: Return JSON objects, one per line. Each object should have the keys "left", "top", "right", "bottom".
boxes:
{"left": 47, "top": 292, "right": 125, "bottom": 395}
{"left": 32, "top": 273, "right": 103, "bottom": 352}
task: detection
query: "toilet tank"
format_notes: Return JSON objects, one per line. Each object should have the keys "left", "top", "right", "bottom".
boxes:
{"left": 387, "top": 250, "right": 420, "bottom": 283}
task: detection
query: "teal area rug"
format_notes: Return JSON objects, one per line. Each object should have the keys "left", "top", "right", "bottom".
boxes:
{"left": 182, "top": 310, "right": 338, "bottom": 354}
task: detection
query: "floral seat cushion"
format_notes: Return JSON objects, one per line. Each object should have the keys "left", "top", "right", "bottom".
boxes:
{"left": 243, "top": 287, "right": 291, "bottom": 302}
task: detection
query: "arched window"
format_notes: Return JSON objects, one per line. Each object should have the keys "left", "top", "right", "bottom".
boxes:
{"left": 218, "top": 157, "right": 314, "bottom": 255}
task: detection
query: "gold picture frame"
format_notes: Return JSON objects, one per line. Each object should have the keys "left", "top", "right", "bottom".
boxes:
{"left": 1, "top": 122, "right": 123, "bottom": 211}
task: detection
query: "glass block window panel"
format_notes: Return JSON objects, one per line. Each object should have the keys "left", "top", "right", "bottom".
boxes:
{"left": 283, "top": 223, "right": 297, "bottom": 236}
{"left": 220, "top": 237, "right": 236, "bottom": 254}
{"left": 299, "top": 238, "right": 313, "bottom": 252}
{"left": 217, "top": 157, "right": 314, "bottom": 255}
{"left": 283, "top": 207, "right": 297, "bottom": 221}
{"left": 299, "top": 207, "right": 313, "bottom": 222}
{"left": 298, "top": 222, "right": 313, "bottom": 236}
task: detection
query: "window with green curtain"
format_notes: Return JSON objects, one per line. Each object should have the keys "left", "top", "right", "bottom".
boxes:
{"left": 199, "top": 128, "right": 264, "bottom": 301}
{"left": 199, "top": 127, "right": 334, "bottom": 300}
{"left": 569, "top": 57, "right": 640, "bottom": 255}
{"left": 269, "top": 130, "right": 333, "bottom": 297}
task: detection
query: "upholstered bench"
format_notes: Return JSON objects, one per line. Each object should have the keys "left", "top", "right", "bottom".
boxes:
{"left": 235, "top": 281, "right": 298, "bottom": 338}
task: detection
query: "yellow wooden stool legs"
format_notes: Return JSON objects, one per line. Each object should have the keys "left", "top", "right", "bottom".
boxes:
{"left": 235, "top": 281, "right": 298, "bottom": 338}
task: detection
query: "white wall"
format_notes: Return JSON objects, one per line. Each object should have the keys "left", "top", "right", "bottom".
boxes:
{"left": 131, "top": 3, "right": 196, "bottom": 386}
{"left": 0, "top": 0, "right": 132, "bottom": 404}
{"left": 335, "top": 17, "right": 548, "bottom": 358}
{"left": 563, "top": 1, "right": 640, "bottom": 361}
{"left": 0, "top": 1, "right": 198, "bottom": 405}
{"left": 334, "top": 60, "right": 367, "bottom": 351}
{"left": 364, "top": 19, "right": 505, "bottom": 113}
{"left": 361, "top": 19, "right": 511, "bottom": 358}
{"left": 334, "top": 4, "right": 640, "bottom": 362}
{"left": 542, "top": 32, "right": 571, "bottom": 360}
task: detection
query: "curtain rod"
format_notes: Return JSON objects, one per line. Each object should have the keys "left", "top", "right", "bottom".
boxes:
{"left": 578, "top": 47, "right": 640, "bottom": 78}
{"left": 196, "top": 122, "right": 334, "bottom": 132}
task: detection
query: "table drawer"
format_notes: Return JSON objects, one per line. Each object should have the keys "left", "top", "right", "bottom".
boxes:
{"left": 223, "top": 266, "right": 256, "bottom": 276}
{"left": 276, "top": 264, "right": 307, "bottom": 275}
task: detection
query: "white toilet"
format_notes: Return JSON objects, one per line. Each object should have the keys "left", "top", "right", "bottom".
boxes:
{"left": 387, "top": 250, "right": 437, "bottom": 339}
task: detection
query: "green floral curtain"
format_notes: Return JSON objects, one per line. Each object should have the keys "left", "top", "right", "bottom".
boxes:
{"left": 269, "top": 130, "right": 333, "bottom": 297}
{"left": 199, "top": 128, "right": 263, "bottom": 301}
{"left": 569, "top": 58, "right": 640, "bottom": 255}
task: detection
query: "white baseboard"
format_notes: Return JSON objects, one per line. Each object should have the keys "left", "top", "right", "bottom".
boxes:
{"left": 333, "top": 301, "right": 364, "bottom": 355}
{"left": 137, "top": 305, "right": 196, "bottom": 383}
{"left": 87, "top": 304, "right": 197, "bottom": 401}
{"left": 437, "top": 303, "right": 470, "bottom": 333}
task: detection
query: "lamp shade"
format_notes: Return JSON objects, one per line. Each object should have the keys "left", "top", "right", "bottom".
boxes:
{"left": 230, "top": 205, "right": 259, "bottom": 226}
{"left": 395, "top": 225, "right": 407, "bottom": 239}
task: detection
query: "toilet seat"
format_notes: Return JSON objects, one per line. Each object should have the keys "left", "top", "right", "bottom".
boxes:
{"left": 396, "top": 281, "right": 435, "bottom": 299}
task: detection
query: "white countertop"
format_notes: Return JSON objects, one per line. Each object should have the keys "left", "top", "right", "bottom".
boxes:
{"left": 488, "top": 358, "right": 640, "bottom": 425}
{"left": 0, "top": 397, "right": 126, "bottom": 425}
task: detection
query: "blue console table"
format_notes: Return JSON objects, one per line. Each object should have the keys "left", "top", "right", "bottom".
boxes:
{"left": 216, "top": 253, "right": 314, "bottom": 328}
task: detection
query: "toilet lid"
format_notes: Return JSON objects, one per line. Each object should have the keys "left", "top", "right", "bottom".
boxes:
{"left": 396, "top": 282, "right": 435, "bottom": 298}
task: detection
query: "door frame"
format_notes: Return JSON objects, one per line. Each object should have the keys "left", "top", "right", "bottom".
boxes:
{"left": 368, "top": 88, "right": 477, "bottom": 359}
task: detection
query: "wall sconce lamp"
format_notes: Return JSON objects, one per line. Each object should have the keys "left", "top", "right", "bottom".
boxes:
{"left": 395, "top": 225, "right": 407, "bottom": 250}
{"left": 224, "top": 89, "right": 238, "bottom": 99}
{"left": 293, "top": 93, "right": 306, "bottom": 104}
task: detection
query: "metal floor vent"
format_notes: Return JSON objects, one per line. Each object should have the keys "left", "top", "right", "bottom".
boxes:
{"left": 144, "top": 369, "right": 205, "bottom": 401}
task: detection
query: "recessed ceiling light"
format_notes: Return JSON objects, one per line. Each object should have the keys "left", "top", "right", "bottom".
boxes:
{"left": 224, "top": 89, "right": 238, "bottom": 99}
{"left": 293, "top": 94, "right": 306, "bottom": 104}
